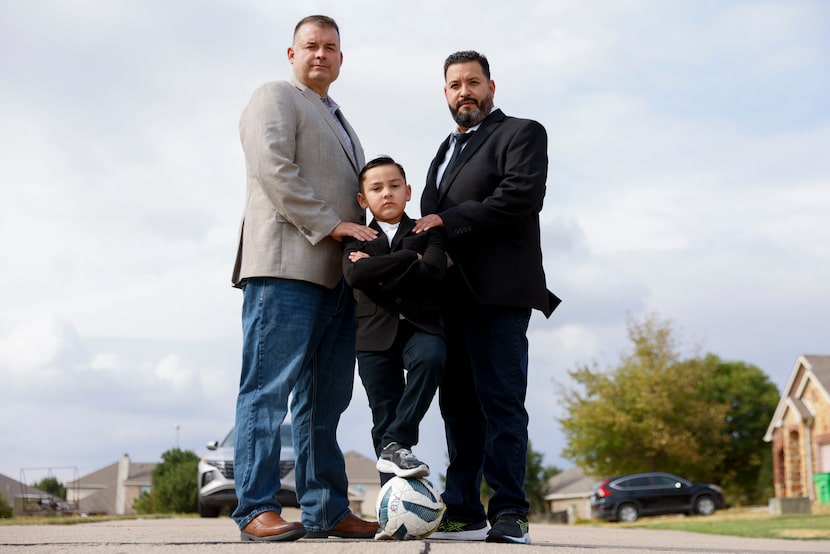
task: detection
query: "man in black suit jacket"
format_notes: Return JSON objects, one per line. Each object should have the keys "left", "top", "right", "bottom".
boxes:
{"left": 414, "top": 51, "right": 560, "bottom": 545}
{"left": 343, "top": 156, "right": 447, "bottom": 489}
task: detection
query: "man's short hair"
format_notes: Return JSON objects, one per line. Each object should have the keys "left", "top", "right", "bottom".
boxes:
{"left": 443, "top": 50, "right": 490, "bottom": 80}
{"left": 294, "top": 15, "right": 340, "bottom": 40}
{"left": 359, "top": 156, "right": 406, "bottom": 192}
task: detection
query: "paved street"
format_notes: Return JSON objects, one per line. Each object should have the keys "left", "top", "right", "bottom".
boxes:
{"left": 2, "top": 512, "right": 829, "bottom": 554}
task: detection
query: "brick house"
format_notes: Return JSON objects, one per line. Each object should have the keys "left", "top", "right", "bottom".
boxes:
{"left": 764, "top": 355, "right": 830, "bottom": 501}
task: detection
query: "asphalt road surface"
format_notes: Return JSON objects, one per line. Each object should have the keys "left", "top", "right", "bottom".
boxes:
{"left": 3, "top": 513, "right": 829, "bottom": 554}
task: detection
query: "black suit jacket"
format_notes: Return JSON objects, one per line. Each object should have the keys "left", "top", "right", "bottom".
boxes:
{"left": 421, "top": 109, "right": 560, "bottom": 317}
{"left": 342, "top": 214, "right": 447, "bottom": 351}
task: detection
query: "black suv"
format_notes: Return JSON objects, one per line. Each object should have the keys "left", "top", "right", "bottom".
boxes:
{"left": 590, "top": 471, "right": 725, "bottom": 522}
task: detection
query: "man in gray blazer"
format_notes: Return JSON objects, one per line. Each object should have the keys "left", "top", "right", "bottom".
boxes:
{"left": 230, "top": 15, "right": 379, "bottom": 542}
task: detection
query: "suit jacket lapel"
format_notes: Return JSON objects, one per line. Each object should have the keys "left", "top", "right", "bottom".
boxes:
{"left": 335, "top": 110, "right": 364, "bottom": 169}
{"left": 365, "top": 219, "right": 391, "bottom": 255}
{"left": 437, "top": 109, "right": 505, "bottom": 199}
{"left": 423, "top": 138, "right": 451, "bottom": 208}
{"left": 390, "top": 214, "right": 415, "bottom": 251}
{"left": 437, "top": 128, "right": 484, "bottom": 199}
{"left": 292, "top": 77, "right": 362, "bottom": 172}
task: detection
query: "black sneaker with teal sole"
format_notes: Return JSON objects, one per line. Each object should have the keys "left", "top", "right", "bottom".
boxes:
{"left": 486, "top": 513, "right": 530, "bottom": 544}
{"left": 376, "top": 442, "right": 430, "bottom": 478}
{"left": 428, "top": 517, "right": 488, "bottom": 541}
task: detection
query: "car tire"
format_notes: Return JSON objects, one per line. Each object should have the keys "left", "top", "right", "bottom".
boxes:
{"left": 616, "top": 502, "right": 639, "bottom": 522}
{"left": 198, "top": 502, "right": 221, "bottom": 518}
{"left": 694, "top": 495, "right": 716, "bottom": 516}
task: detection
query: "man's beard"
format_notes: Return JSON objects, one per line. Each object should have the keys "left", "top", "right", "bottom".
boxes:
{"left": 450, "top": 93, "right": 494, "bottom": 128}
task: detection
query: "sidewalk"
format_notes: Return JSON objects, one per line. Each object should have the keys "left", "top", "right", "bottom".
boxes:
{"left": 3, "top": 512, "right": 829, "bottom": 554}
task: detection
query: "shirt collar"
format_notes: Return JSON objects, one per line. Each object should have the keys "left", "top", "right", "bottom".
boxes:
{"left": 377, "top": 220, "right": 399, "bottom": 247}
{"left": 322, "top": 96, "right": 341, "bottom": 111}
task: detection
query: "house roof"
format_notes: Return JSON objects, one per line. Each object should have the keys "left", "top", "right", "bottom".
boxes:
{"left": 809, "top": 355, "right": 830, "bottom": 389}
{"left": 65, "top": 456, "right": 156, "bottom": 515}
{"left": 66, "top": 459, "right": 155, "bottom": 488}
{"left": 789, "top": 397, "right": 814, "bottom": 423}
{"left": 343, "top": 450, "right": 379, "bottom": 484}
{"left": 0, "top": 472, "right": 52, "bottom": 504}
{"left": 543, "top": 466, "right": 597, "bottom": 500}
{"left": 77, "top": 488, "right": 114, "bottom": 516}
{"left": 764, "top": 354, "right": 830, "bottom": 442}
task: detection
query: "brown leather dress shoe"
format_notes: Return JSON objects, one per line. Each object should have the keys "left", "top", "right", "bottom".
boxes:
{"left": 240, "top": 510, "right": 306, "bottom": 542}
{"left": 305, "top": 512, "right": 380, "bottom": 539}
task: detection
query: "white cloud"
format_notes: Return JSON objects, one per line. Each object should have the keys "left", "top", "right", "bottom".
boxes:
{"left": 0, "top": 314, "right": 85, "bottom": 375}
{"left": 154, "top": 354, "right": 197, "bottom": 390}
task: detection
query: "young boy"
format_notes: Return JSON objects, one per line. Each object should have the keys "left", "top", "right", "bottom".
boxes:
{"left": 342, "top": 156, "right": 447, "bottom": 484}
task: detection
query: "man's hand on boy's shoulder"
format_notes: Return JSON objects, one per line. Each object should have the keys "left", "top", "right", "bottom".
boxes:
{"left": 413, "top": 214, "right": 443, "bottom": 234}
{"left": 331, "top": 221, "right": 378, "bottom": 242}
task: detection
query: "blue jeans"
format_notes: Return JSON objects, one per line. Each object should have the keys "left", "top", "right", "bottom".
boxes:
{"left": 440, "top": 299, "right": 531, "bottom": 523}
{"left": 357, "top": 321, "right": 445, "bottom": 483}
{"left": 232, "top": 277, "right": 356, "bottom": 531}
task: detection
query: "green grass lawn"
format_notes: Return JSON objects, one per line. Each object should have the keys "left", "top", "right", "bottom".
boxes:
{"left": 613, "top": 504, "right": 830, "bottom": 540}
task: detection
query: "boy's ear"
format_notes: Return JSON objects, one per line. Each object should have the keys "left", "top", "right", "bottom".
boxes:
{"left": 357, "top": 192, "right": 369, "bottom": 210}
{"left": 406, "top": 184, "right": 412, "bottom": 201}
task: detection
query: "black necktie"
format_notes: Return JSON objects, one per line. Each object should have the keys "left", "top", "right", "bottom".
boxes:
{"left": 440, "top": 131, "right": 474, "bottom": 186}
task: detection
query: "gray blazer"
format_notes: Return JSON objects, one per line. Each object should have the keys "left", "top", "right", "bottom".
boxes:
{"left": 232, "top": 77, "right": 366, "bottom": 289}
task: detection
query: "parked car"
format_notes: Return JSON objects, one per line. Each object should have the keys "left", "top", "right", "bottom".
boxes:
{"left": 590, "top": 471, "right": 726, "bottom": 522}
{"left": 197, "top": 424, "right": 297, "bottom": 517}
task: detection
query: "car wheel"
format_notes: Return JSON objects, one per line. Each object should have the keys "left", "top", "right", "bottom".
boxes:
{"left": 617, "top": 503, "right": 639, "bottom": 522}
{"left": 694, "top": 495, "right": 716, "bottom": 516}
{"left": 198, "top": 502, "right": 221, "bottom": 518}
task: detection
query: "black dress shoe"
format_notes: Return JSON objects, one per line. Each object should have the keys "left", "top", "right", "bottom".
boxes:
{"left": 240, "top": 510, "right": 306, "bottom": 542}
{"left": 305, "top": 513, "right": 380, "bottom": 538}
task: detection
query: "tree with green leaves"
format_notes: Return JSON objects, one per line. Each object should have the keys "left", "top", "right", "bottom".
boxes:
{"left": 134, "top": 448, "right": 200, "bottom": 514}
{"left": 33, "top": 476, "right": 66, "bottom": 500}
{"left": 558, "top": 314, "right": 778, "bottom": 505}
{"left": 698, "top": 353, "right": 779, "bottom": 504}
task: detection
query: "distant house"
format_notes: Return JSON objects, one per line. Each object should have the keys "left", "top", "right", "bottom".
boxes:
{"left": 544, "top": 466, "right": 596, "bottom": 522}
{"left": 764, "top": 354, "right": 830, "bottom": 502}
{"left": 0, "top": 472, "right": 57, "bottom": 516}
{"left": 344, "top": 450, "right": 382, "bottom": 517}
{"left": 282, "top": 449, "right": 381, "bottom": 517}
{"left": 65, "top": 454, "right": 156, "bottom": 515}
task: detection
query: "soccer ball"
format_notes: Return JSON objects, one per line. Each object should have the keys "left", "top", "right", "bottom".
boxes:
{"left": 375, "top": 476, "right": 444, "bottom": 540}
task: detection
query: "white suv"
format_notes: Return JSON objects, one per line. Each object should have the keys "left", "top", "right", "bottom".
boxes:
{"left": 197, "top": 424, "right": 297, "bottom": 517}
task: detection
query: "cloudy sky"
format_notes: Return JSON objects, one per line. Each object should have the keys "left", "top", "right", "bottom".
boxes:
{"left": 1, "top": 0, "right": 828, "bottom": 486}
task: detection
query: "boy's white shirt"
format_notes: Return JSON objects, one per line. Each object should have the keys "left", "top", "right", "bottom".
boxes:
{"left": 377, "top": 220, "right": 399, "bottom": 247}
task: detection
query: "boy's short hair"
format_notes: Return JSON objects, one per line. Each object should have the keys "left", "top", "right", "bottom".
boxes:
{"left": 359, "top": 156, "right": 406, "bottom": 193}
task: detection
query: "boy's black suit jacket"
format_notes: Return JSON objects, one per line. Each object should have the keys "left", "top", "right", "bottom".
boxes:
{"left": 421, "top": 109, "right": 560, "bottom": 317}
{"left": 342, "top": 214, "right": 447, "bottom": 352}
